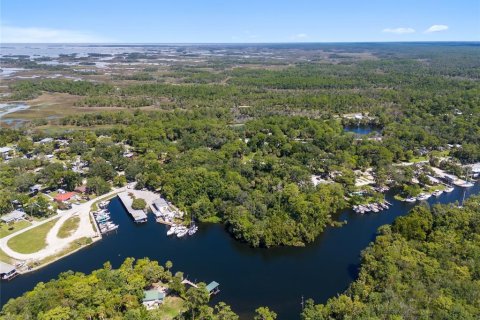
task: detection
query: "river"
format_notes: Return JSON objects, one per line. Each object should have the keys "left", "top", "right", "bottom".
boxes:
{"left": 1, "top": 182, "right": 479, "bottom": 318}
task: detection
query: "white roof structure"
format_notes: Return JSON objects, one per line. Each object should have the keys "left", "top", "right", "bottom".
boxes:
{"left": 0, "top": 261, "right": 15, "bottom": 274}
{"left": 1, "top": 210, "right": 26, "bottom": 223}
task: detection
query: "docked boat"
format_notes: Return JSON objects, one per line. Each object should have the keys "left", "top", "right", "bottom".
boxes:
{"left": 417, "top": 193, "right": 431, "bottom": 201}
{"left": 188, "top": 225, "right": 198, "bottom": 235}
{"left": 444, "top": 186, "right": 454, "bottom": 193}
{"left": 460, "top": 182, "right": 474, "bottom": 188}
{"left": 433, "top": 190, "right": 443, "bottom": 197}
{"left": 176, "top": 228, "right": 188, "bottom": 238}
{"left": 167, "top": 225, "right": 178, "bottom": 236}
{"left": 405, "top": 197, "right": 417, "bottom": 202}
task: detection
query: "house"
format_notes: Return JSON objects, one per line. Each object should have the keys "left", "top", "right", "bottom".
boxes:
{"left": 30, "top": 184, "right": 42, "bottom": 194}
{"left": 0, "top": 147, "right": 12, "bottom": 159}
{"left": 443, "top": 174, "right": 457, "bottom": 184}
{"left": 74, "top": 185, "right": 87, "bottom": 194}
{"left": 36, "top": 138, "right": 54, "bottom": 144}
{"left": 142, "top": 290, "right": 165, "bottom": 310}
{"left": 1, "top": 210, "right": 26, "bottom": 224}
{"left": 54, "top": 192, "right": 76, "bottom": 202}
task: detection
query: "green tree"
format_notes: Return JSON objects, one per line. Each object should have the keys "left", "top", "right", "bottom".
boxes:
{"left": 185, "top": 283, "right": 210, "bottom": 319}
{"left": 131, "top": 198, "right": 146, "bottom": 210}
{"left": 87, "top": 177, "right": 111, "bottom": 195}
{"left": 254, "top": 307, "right": 277, "bottom": 320}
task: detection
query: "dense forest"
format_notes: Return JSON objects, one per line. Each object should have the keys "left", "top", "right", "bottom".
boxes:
{"left": 301, "top": 196, "right": 480, "bottom": 319}
{"left": 2, "top": 198, "right": 478, "bottom": 319}
{"left": 1, "top": 43, "right": 480, "bottom": 247}
{"left": 0, "top": 258, "right": 276, "bottom": 320}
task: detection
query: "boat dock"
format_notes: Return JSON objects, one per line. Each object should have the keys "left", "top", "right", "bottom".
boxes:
{"left": 0, "top": 262, "right": 18, "bottom": 281}
{"left": 118, "top": 192, "right": 148, "bottom": 223}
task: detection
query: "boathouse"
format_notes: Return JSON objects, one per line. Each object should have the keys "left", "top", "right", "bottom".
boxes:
{"left": 206, "top": 281, "right": 220, "bottom": 295}
{"left": 118, "top": 192, "right": 148, "bottom": 223}
{"left": 0, "top": 262, "right": 17, "bottom": 280}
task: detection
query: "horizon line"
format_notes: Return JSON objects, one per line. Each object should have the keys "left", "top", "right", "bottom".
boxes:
{"left": 1, "top": 40, "right": 479, "bottom": 45}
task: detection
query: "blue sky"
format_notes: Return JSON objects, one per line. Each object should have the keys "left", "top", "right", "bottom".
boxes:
{"left": 1, "top": 0, "right": 479, "bottom": 43}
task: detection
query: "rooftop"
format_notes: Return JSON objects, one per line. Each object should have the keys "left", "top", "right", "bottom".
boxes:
{"left": 54, "top": 192, "right": 76, "bottom": 202}
{"left": 0, "top": 261, "right": 16, "bottom": 274}
{"left": 143, "top": 290, "right": 165, "bottom": 302}
{"left": 153, "top": 198, "right": 169, "bottom": 208}
{"left": 206, "top": 281, "right": 220, "bottom": 293}
{"left": 118, "top": 192, "right": 148, "bottom": 222}
{"left": 1, "top": 210, "right": 26, "bottom": 223}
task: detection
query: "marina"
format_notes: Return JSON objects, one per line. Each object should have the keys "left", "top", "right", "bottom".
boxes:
{"left": 117, "top": 192, "right": 148, "bottom": 223}
{"left": 1, "top": 181, "right": 479, "bottom": 319}
{"left": 353, "top": 200, "right": 392, "bottom": 214}
{"left": 92, "top": 207, "right": 119, "bottom": 235}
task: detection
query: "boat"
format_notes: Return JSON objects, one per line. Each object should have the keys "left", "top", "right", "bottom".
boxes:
{"left": 417, "top": 193, "right": 431, "bottom": 201}
{"left": 176, "top": 228, "right": 188, "bottom": 238}
{"left": 433, "top": 190, "right": 443, "bottom": 197}
{"left": 167, "top": 225, "right": 178, "bottom": 236}
{"left": 460, "top": 182, "right": 474, "bottom": 188}
{"left": 405, "top": 197, "right": 417, "bottom": 203}
{"left": 444, "top": 185, "right": 454, "bottom": 193}
{"left": 188, "top": 225, "right": 198, "bottom": 235}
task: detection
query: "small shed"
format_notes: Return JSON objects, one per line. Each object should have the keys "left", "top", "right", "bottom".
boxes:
{"left": 1, "top": 210, "right": 26, "bottom": 224}
{"left": 206, "top": 281, "right": 220, "bottom": 294}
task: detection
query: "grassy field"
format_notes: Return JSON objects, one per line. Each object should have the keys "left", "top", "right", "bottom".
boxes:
{"left": 154, "top": 296, "right": 185, "bottom": 319}
{"left": 32, "top": 237, "right": 92, "bottom": 268}
{"left": 0, "top": 220, "right": 32, "bottom": 238}
{"left": 57, "top": 216, "right": 80, "bottom": 238}
{"left": 0, "top": 247, "right": 14, "bottom": 264}
{"left": 7, "top": 218, "right": 59, "bottom": 254}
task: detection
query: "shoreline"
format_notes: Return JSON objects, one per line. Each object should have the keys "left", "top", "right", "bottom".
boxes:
{"left": 0, "top": 188, "right": 126, "bottom": 275}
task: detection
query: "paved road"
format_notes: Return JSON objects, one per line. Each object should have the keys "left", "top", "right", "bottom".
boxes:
{"left": 0, "top": 187, "right": 126, "bottom": 262}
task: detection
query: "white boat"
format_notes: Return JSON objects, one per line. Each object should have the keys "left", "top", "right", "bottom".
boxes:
{"left": 188, "top": 225, "right": 198, "bottom": 235}
{"left": 460, "top": 182, "right": 474, "bottom": 188}
{"left": 417, "top": 193, "right": 431, "bottom": 201}
{"left": 444, "top": 186, "right": 454, "bottom": 192}
{"left": 176, "top": 228, "right": 188, "bottom": 238}
{"left": 405, "top": 197, "right": 417, "bottom": 202}
{"left": 433, "top": 190, "right": 443, "bottom": 197}
{"left": 167, "top": 225, "right": 178, "bottom": 236}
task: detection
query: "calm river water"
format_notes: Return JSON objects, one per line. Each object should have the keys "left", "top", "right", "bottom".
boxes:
{"left": 1, "top": 182, "right": 479, "bottom": 319}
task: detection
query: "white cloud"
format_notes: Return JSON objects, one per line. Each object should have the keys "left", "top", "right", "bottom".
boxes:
{"left": 0, "top": 25, "right": 112, "bottom": 43}
{"left": 382, "top": 27, "right": 416, "bottom": 34}
{"left": 424, "top": 25, "right": 449, "bottom": 33}
{"left": 290, "top": 33, "right": 309, "bottom": 40}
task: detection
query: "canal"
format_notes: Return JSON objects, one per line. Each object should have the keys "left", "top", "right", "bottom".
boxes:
{"left": 1, "top": 182, "right": 479, "bottom": 319}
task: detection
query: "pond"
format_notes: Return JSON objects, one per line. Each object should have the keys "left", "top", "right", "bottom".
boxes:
{"left": 1, "top": 182, "right": 479, "bottom": 319}
{"left": 344, "top": 125, "right": 380, "bottom": 135}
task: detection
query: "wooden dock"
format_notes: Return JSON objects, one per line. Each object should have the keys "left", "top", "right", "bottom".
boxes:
{"left": 181, "top": 279, "right": 198, "bottom": 288}
{"left": 118, "top": 192, "right": 147, "bottom": 223}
